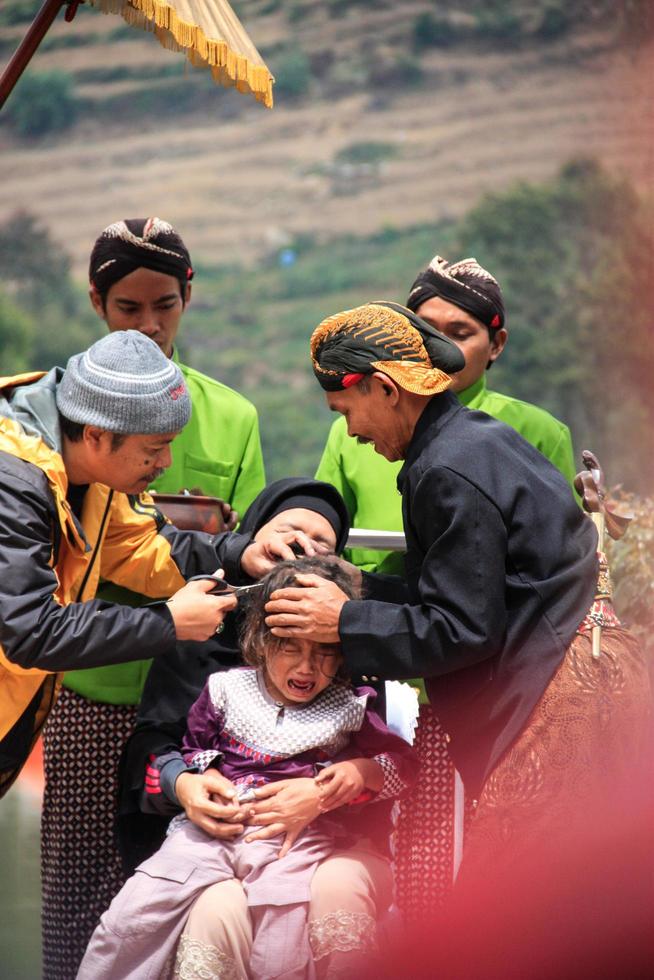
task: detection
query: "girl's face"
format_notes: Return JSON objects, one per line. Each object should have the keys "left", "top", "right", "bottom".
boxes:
{"left": 264, "top": 638, "right": 343, "bottom": 705}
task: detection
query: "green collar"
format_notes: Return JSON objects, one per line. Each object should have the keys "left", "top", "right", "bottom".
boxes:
{"left": 457, "top": 374, "right": 487, "bottom": 408}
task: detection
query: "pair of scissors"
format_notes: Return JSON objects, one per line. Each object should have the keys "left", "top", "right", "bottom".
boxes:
{"left": 186, "top": 574, "right": 264, "bottom": 597}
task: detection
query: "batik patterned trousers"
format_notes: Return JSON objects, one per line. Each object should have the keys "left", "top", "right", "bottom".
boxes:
{"left": 41, "top": 688, "right": 137, "bottom": 980}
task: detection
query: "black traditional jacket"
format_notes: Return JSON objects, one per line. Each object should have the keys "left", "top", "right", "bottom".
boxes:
{"left": 339, "top": 392, "right": 598, "bottom": 794}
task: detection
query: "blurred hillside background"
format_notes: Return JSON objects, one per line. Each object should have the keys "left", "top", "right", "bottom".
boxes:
{"left": 1, "top": 2, "right": 653, "bottom": 977}
{"left": 1, "top": 0, "right": 653, "bottom": 488}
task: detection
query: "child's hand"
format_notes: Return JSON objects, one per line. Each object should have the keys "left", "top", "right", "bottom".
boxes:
{"left": 242, "top": 777, "right": 322, "bottom": 858}
{"left": 314, "top": 759, "right": 381, "bottom": 812}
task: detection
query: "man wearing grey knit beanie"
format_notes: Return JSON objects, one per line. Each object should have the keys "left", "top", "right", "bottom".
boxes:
{"left": 56, "top": 329, "right": 193, "bottom": 448}
{"left": 0, "top": 329, "right": 316, "bottom": 800}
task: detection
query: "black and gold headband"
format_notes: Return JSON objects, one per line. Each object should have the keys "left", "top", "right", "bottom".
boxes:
{"left": 407, "top": 255, "right": 505, "bottom": 331}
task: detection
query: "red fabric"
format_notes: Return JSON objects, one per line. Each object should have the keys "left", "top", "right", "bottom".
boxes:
{"left": 342, "top": 373, "right": 364, "bottom": 388}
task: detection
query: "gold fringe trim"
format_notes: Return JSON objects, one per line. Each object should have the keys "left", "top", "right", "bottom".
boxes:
{"left": 88, "top": 0, "right": 274, "bottom": 107}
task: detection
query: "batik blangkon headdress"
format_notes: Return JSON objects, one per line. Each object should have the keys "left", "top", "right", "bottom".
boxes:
{"left": 89, "top": 217, "right": 193, "bottom": 297}
{"left": 407, "top": 255, "right": 505, "bottom": 331}
{"left": 310, "top": 301, "right": 465, "bottom": 396}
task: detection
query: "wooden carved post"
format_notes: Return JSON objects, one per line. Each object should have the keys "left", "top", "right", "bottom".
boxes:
{"left": 574, "top": 450, "right": 632, "bottom": 659}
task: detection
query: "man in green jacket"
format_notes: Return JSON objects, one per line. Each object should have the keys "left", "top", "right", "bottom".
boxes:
{"left": 316, "top": 253, "right": 575, "bottom": 575}
{"left": 41, "top": 218, "right": 266, "bottom": 980}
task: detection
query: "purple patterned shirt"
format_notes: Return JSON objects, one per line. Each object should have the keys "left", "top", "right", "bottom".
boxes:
{"left": 181, "top": 667, "right": 417, "bottom": 801}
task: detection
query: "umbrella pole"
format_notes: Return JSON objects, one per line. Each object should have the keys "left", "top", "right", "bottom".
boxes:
{"left": 0, "top": 0, "right": 68, "bottom": 110}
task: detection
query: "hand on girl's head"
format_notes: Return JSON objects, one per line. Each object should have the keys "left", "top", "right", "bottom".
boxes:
{"left": 263, "top": 573, "right": 347, "bottom": 645}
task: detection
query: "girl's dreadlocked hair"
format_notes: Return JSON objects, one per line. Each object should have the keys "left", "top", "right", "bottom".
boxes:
{"left": 240, "top": 555, "right": 360, "bottom": 672}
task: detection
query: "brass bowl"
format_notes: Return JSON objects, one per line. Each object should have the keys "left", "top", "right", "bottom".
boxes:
{"left": 150, "top": 492, "right": 226, "bottom": 534}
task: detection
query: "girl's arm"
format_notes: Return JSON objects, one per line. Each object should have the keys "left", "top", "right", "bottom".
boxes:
{"left": 315, "top": 699, "right": 419, "bottom": 810}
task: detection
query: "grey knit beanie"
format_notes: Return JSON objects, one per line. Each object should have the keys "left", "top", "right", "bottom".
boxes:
{"left": 56, "top": 330, "right": 192, "bottom": 434}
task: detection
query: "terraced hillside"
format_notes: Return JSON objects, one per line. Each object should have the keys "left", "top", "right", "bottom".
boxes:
{"left": 0, "top": 0, "right": 652, "bottom": 276}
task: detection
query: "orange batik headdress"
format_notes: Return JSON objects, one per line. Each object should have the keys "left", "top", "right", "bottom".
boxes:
{"left": 310, "top": 301, "right": 465, "bottom": 395}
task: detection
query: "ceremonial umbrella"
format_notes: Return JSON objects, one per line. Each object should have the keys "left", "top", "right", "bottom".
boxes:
{"left": 0, "top": 0, "right": 273, "bottom": 111}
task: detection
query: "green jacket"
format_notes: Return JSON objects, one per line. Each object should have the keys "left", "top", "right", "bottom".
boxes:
{"left": 315, "top": 375, "right": 576, "bottom": 576}
{"left": 64, "top": 353, "right": 266, "bottom": 705}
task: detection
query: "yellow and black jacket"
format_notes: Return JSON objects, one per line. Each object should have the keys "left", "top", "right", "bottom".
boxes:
{"left": 0, "top": 369, "right": 239, "bottom": 796}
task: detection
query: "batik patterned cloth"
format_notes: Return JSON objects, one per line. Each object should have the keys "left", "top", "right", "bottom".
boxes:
{"left": 89, "top": 217, "right": 193, "bottom": 294}
{"left": 459, "top": 628, "right": 652, "bottom": 877}
{"left": 392, "top": 616, "right": 651, "bottom": 915}
{"left": 41, "top": 687, "right": 137, "bottom": 980}
{"left": 393, "top": 706, "right": 457, "bottom": 916}
{"left": 310, "top": 302, "right": 463, "bottom": 394}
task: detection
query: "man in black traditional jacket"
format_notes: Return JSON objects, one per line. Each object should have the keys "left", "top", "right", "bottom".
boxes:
{"left": 265, "top": 300, "right": 650, "bottom": 906}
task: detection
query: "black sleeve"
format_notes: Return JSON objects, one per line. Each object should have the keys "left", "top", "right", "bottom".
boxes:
{"left": 0, "top": 470, "right": 177, "bottom": 672}
{"left": 339, "top": 465, "right": 508, "bottom": 681}
{"left": 115, "top": 730, "right": 182, "bottom": 874}
{"left": 360, "top": 569, "right": 411, "bottom": 604}
{"left": 158, "top": 524, "right": 254, "bottom": 583}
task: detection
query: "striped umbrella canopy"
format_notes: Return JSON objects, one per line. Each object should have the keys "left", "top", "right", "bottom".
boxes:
{"left": 0, "top": 0, "right": 274, "bottom": 110}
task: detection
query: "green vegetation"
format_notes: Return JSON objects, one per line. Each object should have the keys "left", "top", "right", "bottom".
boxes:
{"left": 0, "top": 213, "right": 96, "bottom": 367}
{"left": 473, "top": 1, "right": 522, "bottom": 41}
{"left": 370, "top": 53, "right": 424, "bottom": 89}
{"left": 535, "top": 4, "right": 572, "bottom": 41}
{"left": 269, "top": 49, "right": 312, "bottom": 99}
{"left": 0, "top": 1, "right": 41, "bottom": 28}
{"left": 412, "top": 12, "right": 460, "bottom": 51}
{"left": 40, "top": 29, "right": 99, "bottom": 52}
{"left": 79, "top": 72, "right": 223, "bottom": 125}
{"left": 2, "top": 0, "right": 648, "bottom": 133}
{"left": 74, "top": 62, "right": 185, "bottom": 85}
{"left": 325, "top": 0, "right": 375, "bottom": 15}
{"left": 5, "top": 69, "right": 78, "bottom": 138}
{"left": 1, "top": 164, "right": 651, "bottom": 493}
{"left": 408, "top": 0, "right": 654, "bottom": 50}
{"left": 454, "top": 159, "right": 653, "bottom": 493}
{"left": 334, "top": 141, "right": 398, "bottom": 165}
{"left": 179, "top": 161, "right": 654, "bottom": 490}
{"left": 0, "top": 290, "right": 34, "bottom": 375}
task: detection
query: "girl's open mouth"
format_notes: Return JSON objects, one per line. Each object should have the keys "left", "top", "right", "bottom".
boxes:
{"left": 288, "top": 678, "right": 315, "bottom": 694}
